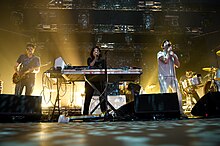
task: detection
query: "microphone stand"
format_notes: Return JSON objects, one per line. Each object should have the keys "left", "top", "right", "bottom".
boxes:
{"left": 103, "top": 50, "right": 117, "bottom": 113}
{"left": 170, "top": 51, "right": 183, "bottom": 114}
{"left": 208, "top": 48, "right": 219, "bottom": 93}
{"left": 215, "top": 51, "right": 219, "bottom": 68}
{"left": 167, "top": 48, "right": 178, "bottom": 93}
{"left": 171, "top": 54, "right": 178, "bottom": 93}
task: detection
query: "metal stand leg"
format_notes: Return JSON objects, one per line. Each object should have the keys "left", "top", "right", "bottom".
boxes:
{"left": 50, "top": 78, "right": 61, "bottom": 121}
{"left": 89, "top": 82, "right": 117, "bottom": 115}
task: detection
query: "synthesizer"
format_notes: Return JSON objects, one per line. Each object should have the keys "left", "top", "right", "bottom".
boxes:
{"left": 62, "top": 68, "right": 142, "bottom": 82}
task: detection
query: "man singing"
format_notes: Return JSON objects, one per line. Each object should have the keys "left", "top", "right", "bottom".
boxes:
{"left": 157, "top": 40, "right": 184, "bottom": 116}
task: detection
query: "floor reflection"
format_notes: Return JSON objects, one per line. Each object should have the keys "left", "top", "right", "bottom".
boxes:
{"left": 0, "top": 118, "right": 220, "bottom": 146}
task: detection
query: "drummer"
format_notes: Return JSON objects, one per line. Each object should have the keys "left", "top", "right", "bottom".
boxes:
{"left": 186, "top": 71, "right": 194, "bottom": 78}
{"left": 202, "top": 67, "right": 220, "bottom": 94}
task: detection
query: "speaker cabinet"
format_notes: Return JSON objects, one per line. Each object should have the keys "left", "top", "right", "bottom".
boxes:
{"left": 134, "top": 93, "right": 180, "bottom": 119}
{"left": 191, "top": 92, "right": 220, "bottom": 117}
{"left": 115, "top": 101, "right": 135, "bottom": 120}
{"left": 0, "top": 94, "right": 42, "bottom": 122}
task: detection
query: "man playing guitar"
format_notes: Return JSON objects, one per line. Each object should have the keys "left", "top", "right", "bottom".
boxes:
{"left": 14, "top": 43, "right": 41, "bottom": 95}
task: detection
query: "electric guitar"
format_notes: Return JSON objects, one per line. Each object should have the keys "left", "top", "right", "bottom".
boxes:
{"left": 12, "top": 62, "right": 51, "bottom": 84}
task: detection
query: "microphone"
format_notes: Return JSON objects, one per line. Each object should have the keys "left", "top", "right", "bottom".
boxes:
{"left": 167, "top": 45, "right": 172, "bottom": 52}
{"left": 95, "top": 52, "right": 99, "bottom": 58}
{"left": 168, "top": 46, "right": 175, "bottom": 60}
{"left": 169, "top": 51, "right": 174, "bottom": 56}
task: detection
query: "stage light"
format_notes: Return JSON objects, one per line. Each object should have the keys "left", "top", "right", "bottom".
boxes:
{"left": 55, "top": 0, "right": 63, "bottom": 4}
{"left": 78, "top": 11, "right": 89, "bottom": 29}
{"left": 125, "top": 34, "right": 132, "bottom": 44}
{"left": 164, "top": 15, "right": 179, "bottom": 27}
{"left": 10, "top": 11, "right": 23, "bottom": 26}
{"left": 143, "top": 13, "right": 154, "bottom": 30}
{"left": 54, "top": 0, "right": 63, "bottom": 7}
{"left": 95, "top": 34, "right": 102, "bottom": 43}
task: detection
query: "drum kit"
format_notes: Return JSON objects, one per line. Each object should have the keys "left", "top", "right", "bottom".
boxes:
{"left": 202, "top": 67, "right": 220, "bottom": 94}
{"left": 202, "top": 49, "right": 220, "bottom": 94}
{"left": 180, "top": 50, "right": 220, "bottom": 113}
{"left": 179, "top": 71, "right": 202, "bottom": 103}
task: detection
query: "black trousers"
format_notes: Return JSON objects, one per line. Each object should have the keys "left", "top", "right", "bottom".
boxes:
{"left": 15, "top": 76, "right": 35, "bottom": 96}
{"left": 83, "top": 81, "right": 107, "bottom": 115}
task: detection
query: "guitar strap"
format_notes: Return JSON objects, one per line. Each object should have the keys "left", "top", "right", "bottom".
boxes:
{"left": 19, "top": 56, "right": 35, "bottom": 73}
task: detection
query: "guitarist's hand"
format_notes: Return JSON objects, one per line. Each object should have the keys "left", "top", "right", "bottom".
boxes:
{"left": 15, "top": 71, "right": 20, "bottom": 75}
{"left": 32, "top": 67, "right": 40, "bottom": 73}
{"left": 28, "top": 67, "right": 40, "bottom": 74}
{"left": 13, "top": 66, "right": 40, "bottom": 84}
{"left": 28, "top": 68, "right": 34, "bottom": 73}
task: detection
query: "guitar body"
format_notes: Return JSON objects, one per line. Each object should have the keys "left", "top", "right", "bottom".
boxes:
{"left": 12, "top": 72, "right": 24, "bottom": 84}
{"left": 12, "top": 62, "right": 48, "bottom": 84}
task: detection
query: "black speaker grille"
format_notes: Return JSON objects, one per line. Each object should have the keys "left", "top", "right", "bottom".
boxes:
{"left": 0, "top": 94, "right": 42, "bottom": 115}
{"left": 191, "top": 92, "right": 220, "bottom": 117}
{"left": 134, "top": 93, "right": 180, "bottom": 113}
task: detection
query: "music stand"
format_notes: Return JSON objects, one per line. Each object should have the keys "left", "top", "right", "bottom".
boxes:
{"left": 89, "top": 49, "right": 117, "bottom": 115}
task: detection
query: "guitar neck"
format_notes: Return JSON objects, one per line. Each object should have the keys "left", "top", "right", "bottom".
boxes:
{"left": 18, "top": 62, "right": 49, "bottom": 75}
{"left": 21, "top": 66, "right": 39, "bottom": 74}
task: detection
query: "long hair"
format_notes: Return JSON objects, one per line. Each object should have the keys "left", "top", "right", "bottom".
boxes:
{"left": 90, "top": 46, "right": 102, "bottom": 59}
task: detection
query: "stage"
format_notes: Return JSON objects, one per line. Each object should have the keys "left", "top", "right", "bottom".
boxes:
{"left": 0, "top": 118, "right": 220, "bottom": 146}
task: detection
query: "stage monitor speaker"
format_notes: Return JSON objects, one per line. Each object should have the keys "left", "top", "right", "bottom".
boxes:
{"left": 191, "top": 92, "right": 220, "bottom": 117}
{"left": 0, "top": 94, "right": 42, "bottom": 122}
{"left": 134, "top": 93, "right": 180, "bottom": 120}
{"left": 115, "top": 101, "right": 135, "bottom": 120}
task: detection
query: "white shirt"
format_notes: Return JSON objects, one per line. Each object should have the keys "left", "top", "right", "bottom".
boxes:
{"left": 157, "top": 50, "right": 178, "bottom": 78}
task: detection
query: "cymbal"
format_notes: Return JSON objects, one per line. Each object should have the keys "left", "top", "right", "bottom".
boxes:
{"left": 216, "top": 50, "right": 220, "bottom": 56}
{"left": 202, "top": 67, "right": 218, "bottom": 72}
{"left": 186, "top": 71, "right": 196, "bottom": 74}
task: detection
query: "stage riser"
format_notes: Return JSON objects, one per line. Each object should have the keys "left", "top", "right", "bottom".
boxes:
{"left": 0, "top": 94, "right": 42, "bottom": 122}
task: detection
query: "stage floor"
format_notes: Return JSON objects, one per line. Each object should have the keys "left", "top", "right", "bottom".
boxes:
{"left": 0, "top": 118, "right": 220, "bottom": 146}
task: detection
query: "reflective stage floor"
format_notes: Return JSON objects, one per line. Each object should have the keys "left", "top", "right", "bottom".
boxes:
{"left": 0, "top": 118, "right": 220, "bottom": 146}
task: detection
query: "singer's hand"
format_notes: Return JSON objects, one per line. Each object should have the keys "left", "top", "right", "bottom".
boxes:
{"left": 167, "top": 46, "right": 172, "bottom": 52}
{"left": 94, "top": 56, "right": 97, "bottom": 61}
{"left": 95, "top": 52, "right": 99, "bottom": 58}
{"left": 94, "top": 55, "right": 99, "bottom": 62}
{"left": 169, "top": 51, "right": 174, "bottom": 56}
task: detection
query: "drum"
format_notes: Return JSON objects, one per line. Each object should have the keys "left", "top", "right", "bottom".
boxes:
{"left": 187, "top": 74, "right": 203, "bottom": 87}
{"left": 180, "top": 79, "right": 194, "bottom": 94}
{"left": 215, "top": 69, "right": 220, "bottom": 80}
{"left": 204, "top": 80, "right": 219, "bottom": 95}
{"left": 181, "top": 79, "right": 188, "bottom": 90}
